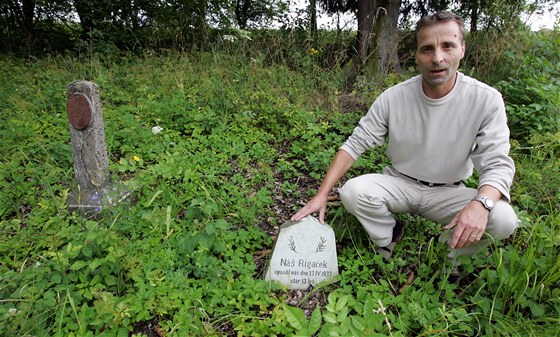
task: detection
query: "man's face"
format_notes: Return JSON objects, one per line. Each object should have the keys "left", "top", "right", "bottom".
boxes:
{"left": 416, "top": 20, "right": 465, "bottom": 98}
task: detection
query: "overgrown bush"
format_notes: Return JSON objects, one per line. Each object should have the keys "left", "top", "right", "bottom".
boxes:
{"left": 465, "top": 29, "right": 560, "bottom": 143}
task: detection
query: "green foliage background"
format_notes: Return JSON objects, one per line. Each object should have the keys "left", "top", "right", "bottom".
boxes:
{"left": 1, "top": 28, "right": 559, "bottom": 336}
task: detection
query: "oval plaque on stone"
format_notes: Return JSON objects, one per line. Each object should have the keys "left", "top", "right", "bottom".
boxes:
{"left": 67, "top": 93, "right": 92, "bottom": 130}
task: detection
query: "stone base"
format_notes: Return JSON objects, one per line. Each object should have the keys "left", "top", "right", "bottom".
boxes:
{"left": 67, "top": 185, "right": 134, "bottom": 218}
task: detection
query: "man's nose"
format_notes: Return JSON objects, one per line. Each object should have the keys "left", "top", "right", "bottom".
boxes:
{"left": 432, "top": 48, "right": 444, "bottom": 64}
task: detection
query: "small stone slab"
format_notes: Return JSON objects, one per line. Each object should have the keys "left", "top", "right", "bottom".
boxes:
{"left": 265, "top": 216, "right": 339, "bottom": 290}
{"left": 67, "top": 186, "right": 133, "bottom": 219}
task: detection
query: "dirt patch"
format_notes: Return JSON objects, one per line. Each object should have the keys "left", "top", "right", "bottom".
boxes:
{"left": 338, "top": 93, "right": 369, "bottom": 114}
{"left": 131, "top": 318, "right": 164, "bottom": 337}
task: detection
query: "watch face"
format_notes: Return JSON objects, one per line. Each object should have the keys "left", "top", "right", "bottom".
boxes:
{"left": 475, "top": 196, "right": 494, "bottom": 210}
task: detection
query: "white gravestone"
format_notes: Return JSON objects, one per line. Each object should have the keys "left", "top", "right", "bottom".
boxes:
{"left": 265, "top": 216, "right": 339, "bottom": 290}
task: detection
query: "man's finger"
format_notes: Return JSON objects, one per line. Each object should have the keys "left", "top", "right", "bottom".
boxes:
{"left": 443, "top": 222, "right": 456, "bottom": 230}
{"left": 319, "top": 206, "right": 327, "bottom": 224}
{"left": 444, "top": 214, "right": 460, "bottom": 230}
{"left": 291, "top": 208, "right": 307, "bottom": 221}
{"left": 449, "top": 227, "right": 464, "bottom": 249}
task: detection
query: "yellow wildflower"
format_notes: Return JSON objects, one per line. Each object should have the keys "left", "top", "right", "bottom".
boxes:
{"left": 307, "top": 48, "right": 319, "bottom": 56}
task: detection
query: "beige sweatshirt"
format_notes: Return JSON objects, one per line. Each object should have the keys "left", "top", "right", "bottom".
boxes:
{"left": 341, "top": 72, "right": 515, "bottom": 201}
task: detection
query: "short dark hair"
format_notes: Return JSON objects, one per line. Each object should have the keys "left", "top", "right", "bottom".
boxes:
{"left": 415, "top": 11, "right": 466, "bottom": 45}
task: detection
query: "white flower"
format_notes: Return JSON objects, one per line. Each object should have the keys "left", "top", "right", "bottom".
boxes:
{"left": 223, "top": 35, "right": 237, "bottom": 42}
{"left": 8, "top": 308, "right": 17, "bottom": 315}
{"left": 152, "top": 126, "right": 163, "bottom": 134}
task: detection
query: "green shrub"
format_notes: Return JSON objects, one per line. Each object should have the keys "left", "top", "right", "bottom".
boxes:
{"left": 494, "top": 31, "right": 559, "bottom": 142}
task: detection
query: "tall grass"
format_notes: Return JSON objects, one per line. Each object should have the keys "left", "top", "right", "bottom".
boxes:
{"left": 1, "top": 29, "right": 559, "bottom": 336}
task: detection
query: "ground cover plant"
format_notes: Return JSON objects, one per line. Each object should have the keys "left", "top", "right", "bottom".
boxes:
{"left": 1, "top": 30, "right": 559, "bottom": 336}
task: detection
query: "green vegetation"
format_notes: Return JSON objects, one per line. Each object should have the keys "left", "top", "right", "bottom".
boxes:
{"left": 1, "top": 29, "right": 559, "bottom": 336}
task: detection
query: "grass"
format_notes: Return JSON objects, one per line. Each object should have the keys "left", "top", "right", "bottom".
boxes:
{"left": 0, "top": 50, "right": 559, "bottom": 336}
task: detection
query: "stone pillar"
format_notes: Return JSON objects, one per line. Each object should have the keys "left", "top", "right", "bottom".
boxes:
{"left": 67, "top": 80, "right": 110, "bottom": 190}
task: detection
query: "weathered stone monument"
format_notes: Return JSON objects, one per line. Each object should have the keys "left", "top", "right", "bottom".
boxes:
{"left": 265, "top": 216, "right": 339, "bottom": 290}
{"left": 66, "top": 80, "right": 131, "bottom": 216}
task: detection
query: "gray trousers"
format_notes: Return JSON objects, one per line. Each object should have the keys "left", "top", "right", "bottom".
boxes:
{"left": 339, "top": 167, "right": 520, "bottom": 258}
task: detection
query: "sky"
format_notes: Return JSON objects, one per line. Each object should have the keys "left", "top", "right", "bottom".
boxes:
{"left": 524, "top": 5, "right": 559, "bottom": 30}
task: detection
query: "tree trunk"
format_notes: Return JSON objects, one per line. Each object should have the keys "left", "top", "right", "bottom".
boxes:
{"left": 343, "top": 0, "right": 375, "bottom": 88}
{"left": 73, "top": 0, "right": 96, "bottom": 39}
{"left": 22, "top": 0, "right": 35, "bottom": 34}
{"left": 21, "top": 0, "right": 36, "bottom": 51}
{"left": 195, "top": 0, "right": 207, "bottom": 49}
{"left": 356, "top": 0, "right": 376, "bottom": 65}
{"left": 470, "top": 0, "right": 479, "bottom": 31}
{"left": 369, "top": 0, "right": 401, "bottom": 78}
{"left": 345, "top": 0, "right": 401, "bottom": 87}
{"left": 309, "top": 0, "right": 318, "bottom": 46}
{"left": 235, "top": 0, "right": 251, "bottom": 29}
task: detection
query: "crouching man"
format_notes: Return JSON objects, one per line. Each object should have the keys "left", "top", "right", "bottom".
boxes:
{"left": 291, "top": 11, "right": 519, "bottom": 274}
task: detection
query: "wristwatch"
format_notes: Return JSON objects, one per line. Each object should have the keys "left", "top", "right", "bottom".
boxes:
{"left": 472, "top": 195, "right": 495, "bottom": 211}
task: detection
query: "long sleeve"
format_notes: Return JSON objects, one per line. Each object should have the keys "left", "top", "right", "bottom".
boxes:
{"left": 340, "top": 101, "right": 389, "bottom": 160}
{"left": 470, "top": 93, "right": 515, "bottom": 201}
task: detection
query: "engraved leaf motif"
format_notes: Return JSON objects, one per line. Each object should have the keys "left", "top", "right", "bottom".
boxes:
{"left": 288, "top": 235, "right": 297, "bottom": 253}
{"left": 315, "top": 237, "right": 327, "bottom": 253}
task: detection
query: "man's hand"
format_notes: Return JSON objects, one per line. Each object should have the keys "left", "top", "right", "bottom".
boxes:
{"left": 291, "top": 193, "right": 329, "bottom": 223}
{"left": 444, "top": 201, "right": 489, "bottom": 249}
{"left": 444, "top": 185, "right": 502, "bottom": 249}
